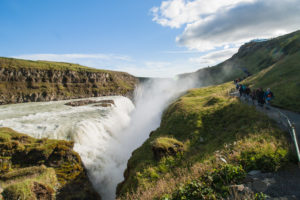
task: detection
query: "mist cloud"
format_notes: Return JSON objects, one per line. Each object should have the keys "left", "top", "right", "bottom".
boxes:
{"left": 189, "top": 47, "right": 238, "bottom": 65}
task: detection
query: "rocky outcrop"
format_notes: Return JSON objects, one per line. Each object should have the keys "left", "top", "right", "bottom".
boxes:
{"left": 0, "top": 57, "right": 138, "bottom": 105}
{"left": 0, "top": 127, "right": 101, "bottom": 200}
{"left": 151, "top": 137, "right": 184, "bottom": 160}
{"left": 65, "top": 99, "right": 115, "bottom": 107}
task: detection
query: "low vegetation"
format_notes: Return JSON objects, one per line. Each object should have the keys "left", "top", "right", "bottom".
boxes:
{"left": 0, "top": 57, "right": 110, "bottom": 72}
{"left": 0, "top": 127, "right": 100, "bottom": 200}
{"left": 117, "top": 82, "right": 295, "bottom": 199}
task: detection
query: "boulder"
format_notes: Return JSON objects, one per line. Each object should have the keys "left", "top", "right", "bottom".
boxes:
{"left": 252, "top": 179, "right": 268, "bottom": 192}
{"left": 151, "top": 137, "right": 184, "bottom": 159}
{"left": 65, "top": 99, "right": 115, "bottom": 107}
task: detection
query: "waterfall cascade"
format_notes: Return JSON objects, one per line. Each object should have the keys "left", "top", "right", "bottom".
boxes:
{"left": 0, "top": 77, "right": 198, "bottom": 200}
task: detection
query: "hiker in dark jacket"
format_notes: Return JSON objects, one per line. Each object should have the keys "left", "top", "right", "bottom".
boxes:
{"left": 257, "top": 88, "right": 265, "bottom": 106}
{"left": 239, "top": 85, "right": 243, "bottom": 97}
{"left": 251, "top": 89, "right": 256, "bottom": 101}
{"left": 245, "top": 87, "right": 251, "bottom": 101}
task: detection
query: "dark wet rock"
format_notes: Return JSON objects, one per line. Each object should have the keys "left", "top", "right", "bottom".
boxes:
{"left": 253, "top": 179, "right": 268, "bottom": 192}
{"left": 65, "top": 99, "right": 115, "bottom": 107}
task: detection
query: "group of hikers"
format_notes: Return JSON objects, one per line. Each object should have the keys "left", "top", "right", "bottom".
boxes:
{"left": 233, "top": 79, "right": 274, "bottom": 108}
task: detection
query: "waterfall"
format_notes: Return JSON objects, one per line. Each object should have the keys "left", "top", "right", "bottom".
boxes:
{"left": 0, "top": 76, "right": 198, "bottom": 200}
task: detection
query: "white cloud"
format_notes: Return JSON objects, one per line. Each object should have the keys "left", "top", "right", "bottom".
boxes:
{"left": 151, "top": 0, "right": 255, "bottom": 28}
{"left": 189, "top": 47, "right": 238, "bottom": 66}
{"left": 152, "top": 0, "right": 300, "bottom": 51}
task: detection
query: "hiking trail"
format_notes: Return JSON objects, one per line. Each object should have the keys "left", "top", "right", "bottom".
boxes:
{"left": 230, "top": 90, "right": 300, "bottom": 199}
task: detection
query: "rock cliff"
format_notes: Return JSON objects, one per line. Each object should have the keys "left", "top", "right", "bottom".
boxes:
{"left": 0, "top": 127, "right": 101, "bottom": 200}
{"left": 0, "top": 57, "right": 138, "bottom": 104}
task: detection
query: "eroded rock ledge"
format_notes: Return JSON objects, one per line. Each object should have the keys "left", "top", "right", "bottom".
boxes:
{"left": 0, "top": 58, "right": 138, "bottom": 105}
{"left": 0, "top": 127, "right": 101, "bottom": 200}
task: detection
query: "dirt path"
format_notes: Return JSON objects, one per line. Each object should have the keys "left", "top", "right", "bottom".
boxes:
{"left": 230, "top": 91, "right": 300, "bottom": 199}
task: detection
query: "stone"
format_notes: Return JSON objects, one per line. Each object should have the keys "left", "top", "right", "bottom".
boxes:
{"left": 199, "top": 137, "right": 204, "bottom": 142}
{"left": 248, "top": 170, "right": 261, "bottom": 176}
{"left": 231, "top": 184, "right": 245, "bottom": 192}
{"left": 65, "top": 99, "right": 115, "bottom": 107}
{"left": 220, "top": 157, "right": 227, "bottom": 164}
{"left": 243, "top": 176, "right": 254, "bottom": 183}
{"left": 252, "top": 179, "right": 268, "bottom": 192}
{"left": 263, "top": 177, "right": 276, "bottom": 186}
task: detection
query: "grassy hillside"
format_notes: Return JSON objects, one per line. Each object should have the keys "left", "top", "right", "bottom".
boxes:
{"left": 183, "top": 30, "right": 300, "bottom": 84}
{"left": 0, "top": 57, "right": 110, "bottom": 72}
{"left": 181, "top": 30, "right": 300, "bottom": 112}
{"left": 0, "top": 127, "right": 100, "bottom": 200}
{"left": 244, "top": 51, "right": 300, "bottom": 112}
{"left": 117, "top": 83, "right": 295, "bottom": 199}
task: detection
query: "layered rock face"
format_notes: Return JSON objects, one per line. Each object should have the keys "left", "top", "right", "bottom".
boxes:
{"left": 0, "top": 59, "right": 138, "bottom": 104}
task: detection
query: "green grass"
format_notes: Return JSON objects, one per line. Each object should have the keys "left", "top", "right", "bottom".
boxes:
{"left": 1, "top": 165, "right": 57, "bottom": 200}
{"left": 0, "top": 127, "right": 99, "bottom": 199}
{"left": 244, "top": 51, "right": 300, "bottom": 112}
{"left": 116, "top": 83, "right": 294, "bottom": 199}
{"left": 180, "top": 30, "right": 300, "bottom": 113}
{"left": 0, "top": 57, "right": 111, "bottom": 73}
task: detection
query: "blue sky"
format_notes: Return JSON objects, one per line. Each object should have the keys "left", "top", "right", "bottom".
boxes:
{"left": 1, "top": 0, "right": 300, "bottom": 77}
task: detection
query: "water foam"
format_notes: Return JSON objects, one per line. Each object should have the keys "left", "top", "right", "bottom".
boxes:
{"left": 0, "top": 76, "right": 198, "bottom": 200}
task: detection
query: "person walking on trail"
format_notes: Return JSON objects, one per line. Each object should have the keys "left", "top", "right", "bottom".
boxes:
{"left": 257, "top": 88, "right": 265, "bottom": 107}
{"left": 264, "top": 88, "right": 274, "bottom": 106}
{"left": 245, "top": 86, "right": 251, "bottom": 101}
{"left": 239, "top": 85, "right": 243, "bottom": 97}
{"left": 251, "top": 89, "right": 257, "bottom": 105}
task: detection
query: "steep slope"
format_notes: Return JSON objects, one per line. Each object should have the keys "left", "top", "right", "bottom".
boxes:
{"left": 116, "top": 83, "right": 295, "bottom": 199}
{"left": 181, "top": 30, "right": 300, "bottom": 112}
{"left": 0, "top": 127, "right": 101, "bottom": 200}
{"left": 0, "top": 57, "right": 138, "bottom": 105}
{"left": 244, "top": 51, "right": 300, "bottom": 112}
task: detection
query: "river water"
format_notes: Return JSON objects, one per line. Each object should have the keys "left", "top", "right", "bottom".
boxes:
{"left": 0, "top": 78, "right": 198, "bottom": 199}
{"left": 0, "top": 96, "right": 135, "bottom": 199}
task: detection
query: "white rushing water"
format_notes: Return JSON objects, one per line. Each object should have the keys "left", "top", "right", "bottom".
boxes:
{"left": 0, "top": 77, "right": 198, "bottom": 200}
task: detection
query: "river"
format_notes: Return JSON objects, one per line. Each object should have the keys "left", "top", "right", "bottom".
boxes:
{"left": 0, "top": 77, "right": 198, "bottom": 199}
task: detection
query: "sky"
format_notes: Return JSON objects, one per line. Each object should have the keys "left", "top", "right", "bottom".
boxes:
{"left": 1, "top": 0, "right": 300, "bottom": 77}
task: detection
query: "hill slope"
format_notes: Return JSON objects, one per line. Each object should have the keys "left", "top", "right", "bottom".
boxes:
{"left": 0, "top": 57, "right": 138, "bottom": 105}
{"left": 181, "top": 30, "right": 300, "bottom": 112}
{"left": 116, "top": 83, "right": 295, "bottom": 199}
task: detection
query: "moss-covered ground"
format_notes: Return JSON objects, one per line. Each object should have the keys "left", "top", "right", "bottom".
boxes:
{"left": 116, "top": 82, "right": 295, "bottom": 200}
{"left": 0, "top": 127, "right": 100, "bottom": 200}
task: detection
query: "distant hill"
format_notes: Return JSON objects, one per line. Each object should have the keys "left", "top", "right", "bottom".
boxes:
{"left": 0, "top": 57, "right": 138, "bottom": 104}
{"left": 181, "top": 30, "right": 300, "bottom": 112}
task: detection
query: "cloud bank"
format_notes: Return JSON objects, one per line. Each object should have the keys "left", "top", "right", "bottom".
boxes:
{"left": 152, "top": 0, "right": 300, "bottom": 51}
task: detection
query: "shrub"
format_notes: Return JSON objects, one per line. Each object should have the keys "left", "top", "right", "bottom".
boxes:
{"left": 239, "top": 147, "right": 289, "bottom": 172}
{"left": 165, "top": 164, "right": 246, "bottom": 200}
